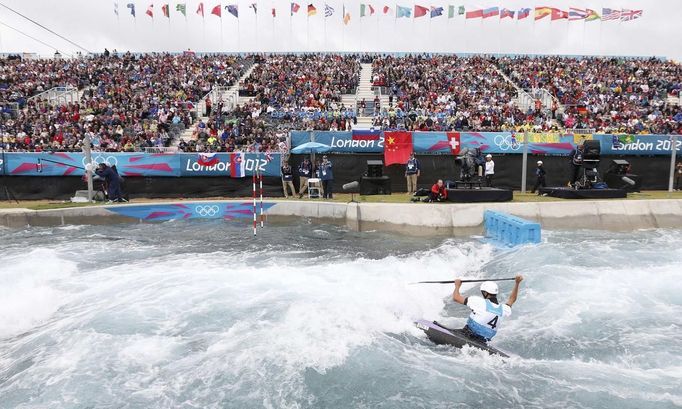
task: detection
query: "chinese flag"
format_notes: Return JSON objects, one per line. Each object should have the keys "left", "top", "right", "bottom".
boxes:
{"left": 384, "top": 131, "right": 413, "bottom": 165}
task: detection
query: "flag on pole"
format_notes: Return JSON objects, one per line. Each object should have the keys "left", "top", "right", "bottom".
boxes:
{"left": 127, "top": 3, "right": 135, "bottom": 17}
{"left": 250, "top": 3, "right": 257, "bottom": 14}
{"left": 161, "top": 4, "right": 170, "bottom": 18}
{"left": 551, "top": 8, "right": 568, "bottom": 20}
{"left": 585, "top": 9, "right": 600, "bottom": 21}
{"left": 396, "top": 5, "right": 411, "bottom": 18}
{"left": 197, "top": 2, "right": 205, "bottom": 16}
{"left": 324, "top": 4, "right": 334, "bottom": 17}
{"left": 272, "top": 7, "right": 276, "bottom": 17}
{"left": 229, "top": 152, "right": 246, "bottom": 178}
{"left": 114, "top": 2, "right": 119, "bottom": 16}
{"left": 384, "top": 132, "right": 413, "bottom": 165}
{"left": 500, "top": 8, "right": 514, "bottom": 19}
{"left": 291, "top": 2, "right": 300, "bottom": 15}
{"left": 307, "top": 4, "right": 317, "bottom": 16}
{"left": 176, "top": 3, "right": 187, "bottom": 16}
{"left": 458, "top": 5, "right": 465, "bottom": 15}
{"left": 601, "top": 8, "right": 621, "bottom": 21}
{"left": 568, "top": 8, "right": 586, "bottom": 21}
{"left": 534, "top": 7, "right": 552, "bottom": 20}
{"left": 343, "top": 6, "right": 351, "bottom": 24}
{"left": 414, "top": 5, "right": 428, "bottom": 18}
{"left": 360, "top": 4, "right": 375, "bottom": 17}
{"left": 226, "top": 4, "right": 238, "bottom": 17}
{"left": 517, "top": 8, "right": 531, "bottom": 19}
{"left": 430, "top": 6, "right": 443, "bottom": 18}
{"left": 447, "top": 5, "right": 454, "bottom": 18}
{"left": 482, "top": 7, "right": 498, "bottom": 18}
{"left": 383, "top": 5, "right": 392, "bottom": 15}
{"left": 211, "top": 4, "right": 221, "bottom": 17}
{"left": 146, "top": 4, "right": 154, "bottom": 18}
{"left": 620, "top": 9, "right": 643, "bottom": 21}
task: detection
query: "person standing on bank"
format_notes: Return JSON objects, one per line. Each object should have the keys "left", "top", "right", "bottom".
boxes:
{"left": 320, "top": 155, "right": 334, "bottom": 199}
{"left": 531, "top": 160, "right": 547, "bottom": 194}
{"left": 484, "top": 154, "right": 495, "bottom": 187}
{"left": 405, "top": 153, "right": 421, "bottom": 194}
{"left": 568, "top": 144, "right": 584, "bottom": 187}
{"left": 298, "top": 157, "right": 312, "bottom": 198}
{"left": 281, "top": 162, "right": 295, "bottom": 198}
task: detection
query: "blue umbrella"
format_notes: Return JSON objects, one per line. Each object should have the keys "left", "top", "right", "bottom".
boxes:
{"left": 291, "top": 142, "right": 332, "bottom": 154}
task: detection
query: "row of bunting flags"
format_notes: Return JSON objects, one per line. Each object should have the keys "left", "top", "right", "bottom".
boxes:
{"left": 114, "top": 3, "right": 643, "bottom": 23}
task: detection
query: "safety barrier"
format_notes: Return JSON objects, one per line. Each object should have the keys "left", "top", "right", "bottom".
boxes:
{"left": 484, "top": 210, "right": 541, "bottom": 247}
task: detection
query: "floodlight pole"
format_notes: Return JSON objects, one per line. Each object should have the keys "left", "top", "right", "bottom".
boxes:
{"left": 669, "top": 134, "right": 678, "bottom": 193}
{"left": 521, "top": 132, "right": 529, "bottom": 193}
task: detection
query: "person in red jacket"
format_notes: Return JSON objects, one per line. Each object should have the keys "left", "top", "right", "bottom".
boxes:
{"left": 425, "top": 179, "right": 448, "bottom": 202}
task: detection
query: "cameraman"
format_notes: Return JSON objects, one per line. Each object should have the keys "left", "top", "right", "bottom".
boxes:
{"left": 568, "top": 144, "right": 584, "bottom": 187}
{"left": 95, "top": 163, "right": 124, "bottom": 203}
{"left": 425, "top": 179, "right": 448, "bottom": 202}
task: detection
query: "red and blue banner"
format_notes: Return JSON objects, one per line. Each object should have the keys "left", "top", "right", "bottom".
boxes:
{"left": 2, "top": 152, "right": 283, "bottom": 177}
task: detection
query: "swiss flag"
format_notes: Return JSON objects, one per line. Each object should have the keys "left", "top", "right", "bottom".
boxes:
{"left": 384, "top": 131, "right": 413, "bottom": 165}
{"left": 551, "top": 8, "right": 568, "bottom": 20}
{"left": 447, "top": 132, "right": 461, "bottom": 155}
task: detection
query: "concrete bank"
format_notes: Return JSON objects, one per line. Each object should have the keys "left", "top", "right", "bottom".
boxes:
{"left": 1, "top": 199, "right": 681, "bottom": 234}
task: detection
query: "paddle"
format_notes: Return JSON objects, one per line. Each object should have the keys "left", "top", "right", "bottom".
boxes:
{"left": 411, "top": 278, "right": 517, "bottom": 284}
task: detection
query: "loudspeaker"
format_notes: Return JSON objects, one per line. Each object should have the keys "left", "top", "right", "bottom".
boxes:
{"left": 366, "top": 160, "right": 383, "bottom": 178}
{"left": 607, "top": 159, "right": 630, "bottom": 175}
{"left": 360, "top": 176, "right": 391, "bottom": 195}
{"left": 582, "top": 140, "right": 601, "bottom": 160}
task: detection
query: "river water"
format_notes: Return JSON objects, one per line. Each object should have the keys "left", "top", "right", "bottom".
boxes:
{"left": 0, "top": 221, "right": 680, "bottom": 408}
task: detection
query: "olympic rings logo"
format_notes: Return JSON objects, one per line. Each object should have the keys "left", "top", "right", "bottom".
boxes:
{"left": 195, "top": 205, "right": 220, "bottom": 217}
{"left": 493, "top": 135, "right": 521, "bottom": 151}
{"left": 82, "top": 155, "right": 119, "bottom": 168}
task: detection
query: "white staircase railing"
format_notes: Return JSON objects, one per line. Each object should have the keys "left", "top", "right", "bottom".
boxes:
{"left": 27, "top": 86, "right": 79, "bottom": 106}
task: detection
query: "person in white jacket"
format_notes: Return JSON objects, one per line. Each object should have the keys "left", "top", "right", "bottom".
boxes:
{"left": 484, "top": 154, "right": 495, "bottom": 187}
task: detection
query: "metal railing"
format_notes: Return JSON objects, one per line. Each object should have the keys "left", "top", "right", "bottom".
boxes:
{"left": 570, "top": 128, "right": 596, "bottom": 135}
{"left": 144, "top": 146, "right": 178, "bottom": 153}
{"left": 27, "top": 86, "right": 79, "bottom": 106}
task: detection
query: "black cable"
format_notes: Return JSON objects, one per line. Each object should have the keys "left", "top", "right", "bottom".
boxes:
{"left": 0, "top": 19, "right": 69, "bottom": 56}
{"left": 0, "top": 2, "right": 91, "bottom": 54}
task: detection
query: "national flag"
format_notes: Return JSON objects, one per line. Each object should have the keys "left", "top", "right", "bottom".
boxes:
{"left": 447, "top": 132, "right": 461, "bottom": 155}
{"left": 517, "top": 8, "right": 530, "bottom": 19}
{"left": 272, "top": 7, "right": 276, "bottom": 17}
{"left": 229, "top": 152, "right": 246, "bottom": 178}
{"left": 568, "top": 8, "right": 587, "bottom": 21}
{"left": 396, "top": 5, "right": 411, "bottom": 18}
{"left": 197, "top": 2, "right": 205, "bottom": 16}
{"left": 226, "top": 4, "right": 238, "bottom": 17}
{"left": 481, "top": 7, "right": 498, "bottom": 18}
{"left": 146, "top": 4, "right": 153, "bottom": 17}
{"left": 114, "top": 2, "right": 119, "bottom": 16}
{"left": 465, "top": 9, "right": 483, "bottom": 19}
{"left": 211, "top": 4, "right": 221, "bottom": 17}
{"left": 307, "top": 3, "right": 316, "bottom": 16}
{"left": 620, "top": 9, "right": 643, "bottom": 21}
{"left": 360, "top": 4, "right": 367, "bottom": 17}
{"left": 343, "top": 4, "right": 350, "bottom": 23}
{"left": 602, "top": 8, "right": 621, "bottom": 21}
{"left": 551, "top": 8, "right": 568, "bottom": 20}
{"left": 430, "top": 6, "right": 443, "bottom": 18}
{"left": 500, "top": 8, "right": 514, "bottom": 19}
{"left": 249, "top": 3, "right": 257, "bottom": 14}
{"left": 448, "top": 5, "right": 455, "bottom": 18}
{"left": 352, "top": 130, "right": 380, "bottom": 141}
{"left": 325, "top": 4, "right": 334, "bottom": 17}
{"left": 384, "top": 131, "right": 413, "bottom": 165}
{"left": 360, "top": 4, "right": 375, "bottom": 17}
{"left": 176, "top": 3, "right": 187, "bottom": 16}
{"left": 458, "top": 5, "right": 464, "bottom": 15}
{"left": 585, "top": 9, "right": 600, "bottom": 21}
{"left": 127, "top": 3, "right": 135, "bottom": 17}
{"left": 161, "top": 4, "right": 170, "bottom": 18}
{"left": 197, "top": 153, "right": 220, "bottom": 167}
{"left": 414, "top": 5, "right": 429, "bottom": 18}
{"left": 534, "top": 7, "right": 552, "bottom": 20}
{"left": 383, "top": 5, "right": 392, "bottom": 15}
{"left": 291, "top": 2, "right": 300, "bottom": 15}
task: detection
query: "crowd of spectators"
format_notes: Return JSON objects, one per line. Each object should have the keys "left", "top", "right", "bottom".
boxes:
{"left": 1, "top": 52, "right": 250, "bottom": 151}
{"left": 2, "top": 53, "right": 681, "bottom": 154}
{"left": 495, "top": 56, "right": 682, "bottom": 134}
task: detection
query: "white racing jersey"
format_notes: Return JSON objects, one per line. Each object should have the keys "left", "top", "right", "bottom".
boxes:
{"left": 465, "top": 295, "right": 512, "bottom": 340}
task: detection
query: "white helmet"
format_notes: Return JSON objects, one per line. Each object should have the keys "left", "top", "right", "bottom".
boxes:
{"left": 480, "top": 281, "right": 498, "bottom": 295}
{"left": 537, "top": 160, "right": 543, "bottom": 165}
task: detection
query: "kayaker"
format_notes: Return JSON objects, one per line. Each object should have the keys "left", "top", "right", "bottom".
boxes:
{"left": 451, "top": 275, "right": 523, "bottom": 342}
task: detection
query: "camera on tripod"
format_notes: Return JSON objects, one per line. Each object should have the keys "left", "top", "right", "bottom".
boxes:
{"left": 575, "top": 140, "right": 603, "bottom": 189}
{"left": 455, "top": 148, "right": 483, "bottom": 182}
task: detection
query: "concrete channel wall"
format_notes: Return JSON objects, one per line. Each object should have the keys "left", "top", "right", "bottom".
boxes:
{"left": 2, "top": 199, "right": 681, "bottom": 234}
